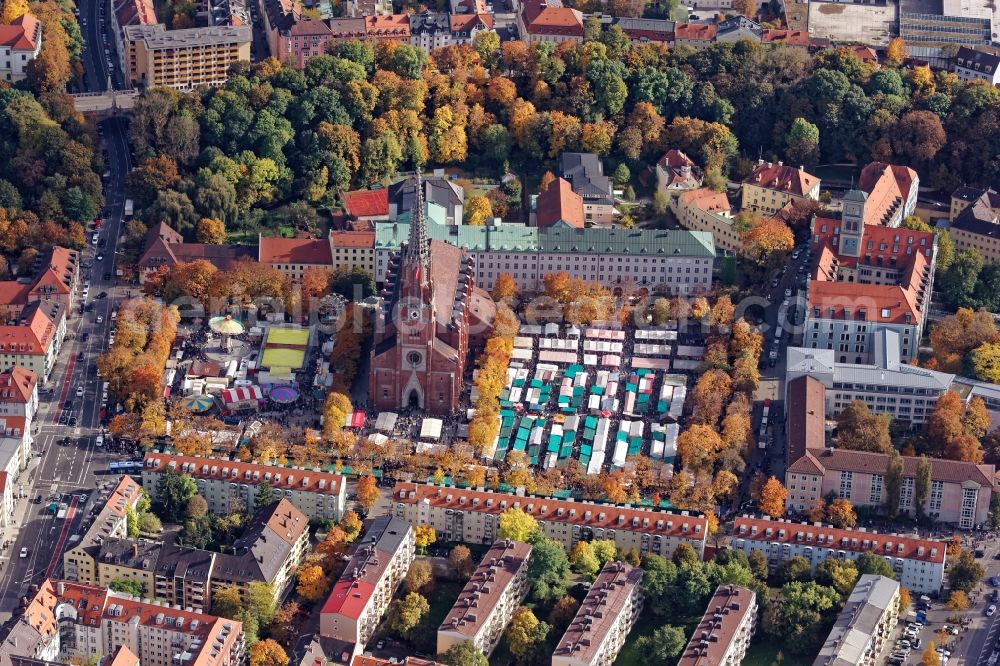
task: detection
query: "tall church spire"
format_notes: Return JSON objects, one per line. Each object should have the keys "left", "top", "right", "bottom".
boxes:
{"left": 405, "top": 170, "right": 430, "bottom": 275}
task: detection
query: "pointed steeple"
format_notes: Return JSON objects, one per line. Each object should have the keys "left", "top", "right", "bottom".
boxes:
{"left": 405, "top": 170, "right": 430, "bottom": 278}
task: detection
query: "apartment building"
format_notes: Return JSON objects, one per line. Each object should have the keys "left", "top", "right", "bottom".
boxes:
{"left": 551, "top": 562, "right": 644, "bottom": 666}
{"left": 813, "top": 575, "right": 900, "bottom": 666}
{"left": 561, "top": 153, "right": 615, "bottom": 225}
{"left": 392, "top": 482, "right": 709, "bottom": 558}
{"left": 329, "top": 230, "right": 376, "bottom": 276}
{"left": 258, "top": 235, "right": 334, "bottom": 281}
{"left": 804, "top": 215, "right": 936, "bottom": 364}
{"left": 786, "top": 447, "right": 994, "bottom": 529}
{"left": 141, "top": 453, "right": 347, "bottom": 521}
{"left": 948, "top": 187, "right": 1000, "bottom": 263}
{"left": 0, "top": 13, "right": 41, "bottom": 82}
{"left": 670, "top": 188, "right": 738, "bottom": 254}
{"left": 373, "top": 222, "right": 716, "bottom": 296}
{"left": 732, "top": 516, "right": 947, "bottom": 594}
{"left": 678, "top": 585, "right": 757, "bottom": 666}
{"left": 122, "top": 23, "right": 251, "bottom": 89}
{"left": 19, "top": 580, "right": 245, "bottom": 666}
{"left": 0, "top": 365, "right": 37, "bottom": 526}
{"left": 437, "top": 540, "right": 532, "bottom": 657}
{"left": 63, "top": 475, "right": 145, "bottom": 584}
{"left": 953, "top": 46, "right": 1000, "bottom": 84}
{"left": 857, "top": 162, "right": 919, "bottom": 228}
{"left": 740, "top": 160, "right": 820, "bottom": 215}
{"left": 320, "top": 517, "right": 415, "bottom": 660}
{"left": 786, "top": 330, "right": 954, "bottom": 427}
{"left": 73, "top": 499, "right": 308, "bottom": 612}
{"left": 0, "top": 304, "right": 61, "bottom": 382}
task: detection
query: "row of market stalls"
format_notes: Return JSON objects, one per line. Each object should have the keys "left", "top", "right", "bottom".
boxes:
{"left": 480, "top": 323, "right": 698, "bottom": 475}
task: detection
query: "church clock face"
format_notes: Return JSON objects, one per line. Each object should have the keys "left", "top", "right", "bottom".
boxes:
{"left": 407, "top": 351, "right": 423, "bottom": 367}
{"left": 409, "top": 309, "right": 420, "bottom": 320}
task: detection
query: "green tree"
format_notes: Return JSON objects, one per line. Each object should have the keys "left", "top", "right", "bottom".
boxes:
{"left": 641, "top": 554, "right": 679, "bottom": 616}
{"left": 329, "top": 267, "right": 376, "bottom": 301}
{"left": 497, "top": 508, "right": 540, "bottom": 542}
{"left": 949, "top": 549, "right": 985, "bottom": 592}
{"left": 836, "top": 401, "right": 892, "bottom": 453}
{"left": 505, "top": 607, "right": 550, "bottom": 662}
{"left": 748, "top": 550, "right": 769, "bottom": 580}
{"left": 940, "top": 249, "right": 984, "bottom": 309}
{"left": 440, "top": 641, "right": 488, "bottom": 666}
{"left": 672, "top": 543, "right": 699, "bottom": 567}
{"left": 914, "top": 456, "right": 932, "bottom": 518}
{"left": 613, "top": 163, "right": 630, "bottom": 187}
{"left": 777, "top": 556, "right": 812, "bottom": 585}
{"left": 990, "top": 492, "right": 1000, "bottom": 530}
{"left": 255, "top": 482, "right": 277, "bottom": 509}
{"left": 856, "top": 552, "right": 896, "bottom": 579}
{"left": 247, "top": 582, "right": 277, "bottom": 625}
{"left": 387, "top": 592, "right": 429, "bottom": 639}
{"left": 815, "top": 557, "right": 860, "bottom": 597}
{"left": 636, "top": 625, "right": 687, "bottom": 663}
{"left": 763, "top": 582, "right": 841, "bottom": 655}
{"left": 156, "top": 466, "right": 198, "bottom": 522}
{"left": 180, "top": 516, "right": 212, "bottom": 549}
{"left": 126, "top": 505, "right": 139, "bottom": 539}
{"left": 138, "top": 512, "right": 162, "bottom": 533}
{"left": 528, "top": 537, "right": 571, "bottom": 603}
{"left": 570, "top": 541, "right": 601, "bottom": 579}
{"left": 884, "top": 450, "right": 903, "bottom": 518}
{"left": 212, "top": 585, "right": 243, "bottom": 619}
{"left": 785, "top": 117, "right": 820, "bottom": 168}
{"left": 109, "top": 578, "right": 146, "bottom": 597}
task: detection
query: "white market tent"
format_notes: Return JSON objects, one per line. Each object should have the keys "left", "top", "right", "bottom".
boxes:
{"left": 420, "top": 418, "right": 444, "bottom": 440}
{"left": 374, "top": 412, "right": 398, "bottom": 432}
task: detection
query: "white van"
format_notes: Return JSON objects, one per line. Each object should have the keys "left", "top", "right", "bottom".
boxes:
{"left": 95, "top": 434, "right": 104, "bottom": 447}
{"left": 92, "top": 232, "right": 99, "bottom": 244}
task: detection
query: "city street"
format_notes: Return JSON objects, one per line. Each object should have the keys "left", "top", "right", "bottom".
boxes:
{"left": 0, "top": 32, "right": 133, "bottom": 616}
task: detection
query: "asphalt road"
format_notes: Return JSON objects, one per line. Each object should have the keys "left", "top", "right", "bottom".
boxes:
{"left": 0, "top": 3, "right": 133, "bottom": 615}
{"left": 78, "top": 0, "right": 121, "bottom": 92}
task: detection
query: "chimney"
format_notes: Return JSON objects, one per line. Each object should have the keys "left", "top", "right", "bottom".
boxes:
{"left": 132, "top": 544, "right": 139, "bottom": 557}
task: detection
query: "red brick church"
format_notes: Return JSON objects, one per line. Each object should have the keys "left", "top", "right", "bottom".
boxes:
{"left": 368, "top": 175, "right": 495, "bottom": 415}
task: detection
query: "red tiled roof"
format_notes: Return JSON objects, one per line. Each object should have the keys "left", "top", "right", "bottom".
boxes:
{"left": 322, "top": 580, "right": 374, "bottom": 621}
{"left": 858, "top": 162, "right": 918, "bottom": 226}
{"left": 450, "top": 13, "right": 493, "bottom": 32}
{"left": 330, "top": 231, "right": 375, "bottom": 249}
{"left": 0, "top": 306, "right": 55, "bottom": 355}
{"left": 342, "top": 189, "right": 389, "bottom": 218}
{"left": 143, "top": 453, "right": 346, "bottom": 496}
{"left": 528, "top": 7, "right": 584, "bottom": 35}
{"left": 761, "top": 28, "right": 809, "bottom": 46}
{"left": 678, "top": 187, "right": 729, "bottom": 214}
{"left": 785, "top": 375, "right": 825, "bottom": 464}
{"left": 0, "top": 13, "right": 40, "bottom": 50}
{"left": 745, "top": 161, "right": 818, "bottom": 197}
{"left": 674, "top": 22, "right": 716, "bottom": 40}
{"left": 800, "top": 447, "right": 994, "bottom": 487}
{"left": 536, "top": 177, "right": 584, "bottom": 228}
{"left": 394, "top": 482, "right": 709, "bottom": 542}
{"left": 849, "top": 44, "right": 878, "bottom": 62}
{"left": 259, "top": 236, "right": 332, "bottom": 265}
{"left": 734, "top": 516, "right": 947, "bottom": 563}
{"left": 0, "top": 366, "right": 36, "bottom": 404}
{"left": 0, "top": 281, "right": 31, "bottom": 307}
{"left": 808, "top": 281, "right": 921, "bottom": 325}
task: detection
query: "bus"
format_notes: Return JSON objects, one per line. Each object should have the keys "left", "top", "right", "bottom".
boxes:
{"left": 108, "top": 461, "right": 142, "bottom": 474}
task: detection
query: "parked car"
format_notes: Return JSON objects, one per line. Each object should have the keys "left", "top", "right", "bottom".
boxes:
{"left": 988, "top": 605, "right": 997, "bottom": 617}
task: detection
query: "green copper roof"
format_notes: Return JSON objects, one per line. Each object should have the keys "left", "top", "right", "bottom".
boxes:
{"left": 374, "top": 220, "right": 715, "bottom": 257}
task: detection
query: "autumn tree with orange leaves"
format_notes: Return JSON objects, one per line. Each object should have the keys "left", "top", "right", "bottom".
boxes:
{"left": 737, "top": 212, "right": 795, "bottom": 267}
{"left": 759, "top": 476, "right": 788, "bottom": 518}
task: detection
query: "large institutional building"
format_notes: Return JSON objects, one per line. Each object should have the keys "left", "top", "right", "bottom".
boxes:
{"left": 369, "top": 178, "right": 496, "bottom": 415}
